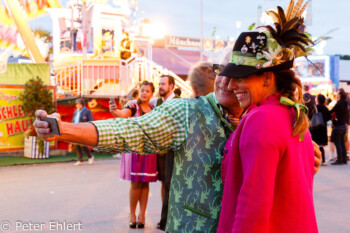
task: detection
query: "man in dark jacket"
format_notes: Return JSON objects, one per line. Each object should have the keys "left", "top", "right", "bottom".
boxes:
{"left": 153, "top": 75, "right": 180, "bottom": 230}
{"left": 330, "top": 89, "right": 349, "bottom": 165}
{"left": 73, "top": 99, "right": 94, "bottom": 166}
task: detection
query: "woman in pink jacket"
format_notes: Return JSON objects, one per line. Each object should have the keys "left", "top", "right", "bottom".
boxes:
{"left": 216, "top": 1, "right": 318, "bottom": 233}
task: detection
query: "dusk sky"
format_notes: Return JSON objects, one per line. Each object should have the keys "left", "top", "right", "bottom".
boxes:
{"left": 137, "top": 0, "right": 350, "bottom": 55}
{"left": 31, "top": 0, "right": 350, "bottom": 55}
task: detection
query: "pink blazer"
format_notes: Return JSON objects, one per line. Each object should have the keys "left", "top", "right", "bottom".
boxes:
{"left": 217, "top": 94, "right": 318, "bottom": 233}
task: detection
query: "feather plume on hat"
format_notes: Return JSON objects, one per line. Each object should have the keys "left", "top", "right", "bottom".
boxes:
{"left": 258, "top": 0, "right": 314, "bottom": 60}
{"left": 218, "top": 0, "right": 316, "bottom": 78}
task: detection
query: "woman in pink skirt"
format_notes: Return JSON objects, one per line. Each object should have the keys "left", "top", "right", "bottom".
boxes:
{"left": 109, "top": 81, "right": 158, "bottom": 228}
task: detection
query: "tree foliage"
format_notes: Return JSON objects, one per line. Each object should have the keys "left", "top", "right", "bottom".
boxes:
{"left": 19, "top": 76, "right": 55, "bottom": 120}
{"left": 19, "top": 76, "right": 55, "bottom": 154}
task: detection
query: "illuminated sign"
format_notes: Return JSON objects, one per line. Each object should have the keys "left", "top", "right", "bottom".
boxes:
{"left": 165, "top": 36, "right": 231, "bottom": 50}
{"left": 165, "top": 36, "right": 201, "bottom": 48}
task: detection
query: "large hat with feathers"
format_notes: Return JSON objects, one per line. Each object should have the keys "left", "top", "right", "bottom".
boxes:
{"left": 219, "top": 0, "right": 314, "bottom": 78}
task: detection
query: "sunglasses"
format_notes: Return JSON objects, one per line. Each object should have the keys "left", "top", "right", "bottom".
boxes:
{"left": 212, "top": 64, "right": 225, "bottom": 74}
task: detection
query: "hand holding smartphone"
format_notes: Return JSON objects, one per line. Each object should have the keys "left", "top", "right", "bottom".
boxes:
{"left": 109, "top": 97, "right": 116, "bottom": 105}
{"left": 40, "top": 116, "right": 61, "bottom": 136}
{"left": 109, "top": 97, "right": 117, "bottom": 112}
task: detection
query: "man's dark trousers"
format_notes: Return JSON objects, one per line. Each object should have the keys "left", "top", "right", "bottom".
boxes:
{"left": 159, "top": 150, "right": 174, "bottom": 231}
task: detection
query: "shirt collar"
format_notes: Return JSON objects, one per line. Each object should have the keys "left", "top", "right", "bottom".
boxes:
{"left": 163, "top": 92, "right": 175, "bottom": 102}
{"left": 212, "top": 92, "right": 225, "bottom": 115}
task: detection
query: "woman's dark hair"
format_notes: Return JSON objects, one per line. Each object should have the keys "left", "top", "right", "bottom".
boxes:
{"left": 132, "top": 89, "right": 139, "bottom": 98}
{"left": 317, "top": 94, "right": 326, "bottom": 105}
{"left": 174, "top": 88, "right": 182, "bottom": 96}
{"left": 338, "top": 88, "right": 347, "bottom": 100}
{"left": 273, "top": 69, "right": 308, "bottom": 136}
{"left": 140, "top": 81, "right": 155, "bottom": 93}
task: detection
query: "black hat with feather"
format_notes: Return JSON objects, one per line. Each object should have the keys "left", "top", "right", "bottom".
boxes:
{"left": 219, "top": 0, "right": 314, "bottom": 78}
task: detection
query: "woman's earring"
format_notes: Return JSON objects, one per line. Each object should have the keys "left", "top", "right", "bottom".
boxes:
{"left": 264, "top": 81, "right": 268, "bottom": 86}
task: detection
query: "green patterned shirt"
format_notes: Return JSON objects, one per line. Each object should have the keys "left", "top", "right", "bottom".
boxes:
{"left": 91, "top": 98, "right": 191, "bottom": 154}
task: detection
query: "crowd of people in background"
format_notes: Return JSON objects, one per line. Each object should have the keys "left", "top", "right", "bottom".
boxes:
{"left": 304, "top": 85, "right": 350, "bottom": 166}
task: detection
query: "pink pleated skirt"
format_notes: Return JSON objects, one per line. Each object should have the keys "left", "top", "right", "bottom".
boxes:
{"left": 120, "top": 152, "right": 158, "bottom": 182}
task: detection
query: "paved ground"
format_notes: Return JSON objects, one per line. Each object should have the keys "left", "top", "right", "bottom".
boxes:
{"left": 0, "top": 159, "right": 163, "bottom": 233}
{"left": 0, "top": 149, "right": 349, "bottom": 233}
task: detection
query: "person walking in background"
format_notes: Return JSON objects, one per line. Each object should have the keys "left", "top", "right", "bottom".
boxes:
{"left": 345, "top": 92, "right": 350, "bottom": 159}
{"left": 327, "top": 93, "right": 337, "bottom": 161}
{"left": 311, "top": 94, "right": 331, "bottom": 165}
{"left": 330, "top": 88, "right": 349, "bottom": 165}
{"left": 328, "top": 93, "right": 338, "bottom": 110}
{"left": 109, "top": 81, "right": 158, "bottom": 228}
{"left": 73, "top": 99, "right": 94, "bottom": 166}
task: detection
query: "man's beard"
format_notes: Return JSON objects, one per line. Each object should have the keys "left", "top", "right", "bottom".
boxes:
{"left": 159, "top": 88, "right": 169, "bottom": 97}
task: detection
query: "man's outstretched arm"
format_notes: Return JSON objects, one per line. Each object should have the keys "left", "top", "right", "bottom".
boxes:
{"left": 34, "top": 98, "right": 189, "bottom": 154}
{"left": 34, "top": 110, "right": 98, "bottom": 147}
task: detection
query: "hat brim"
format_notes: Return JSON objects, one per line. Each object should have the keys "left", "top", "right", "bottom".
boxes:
{"left": 219, "top": 60, "right": 294, "bottom": 78}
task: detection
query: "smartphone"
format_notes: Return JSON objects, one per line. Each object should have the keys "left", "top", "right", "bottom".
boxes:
{"left": 109, "top": 97, "right": 116, "bottom": 105}
{"left": 40, "top": 116, "right": 61, "bottom": 136}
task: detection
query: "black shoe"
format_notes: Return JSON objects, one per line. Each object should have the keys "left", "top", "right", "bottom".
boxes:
{"left": 129, "top": 222, "right": 137, "bottom": 229}
{"left": 157, "top": 222, "right": 161, "bottom": 229}
{"left": 331, "top": 161, "right": 343, "bottom": 165}
{"left": 137, "top": 222, "right": 144, "bottom": 228}
{"left": 137, "top": 216, "right": 145, "bottom": 229}
{"left": 129, "top": 215, "right": 137, "bottom": 229}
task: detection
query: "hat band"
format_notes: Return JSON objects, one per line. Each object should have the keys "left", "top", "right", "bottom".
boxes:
{"left": 229, "top": 54, "right": 267, "bottom": 69}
